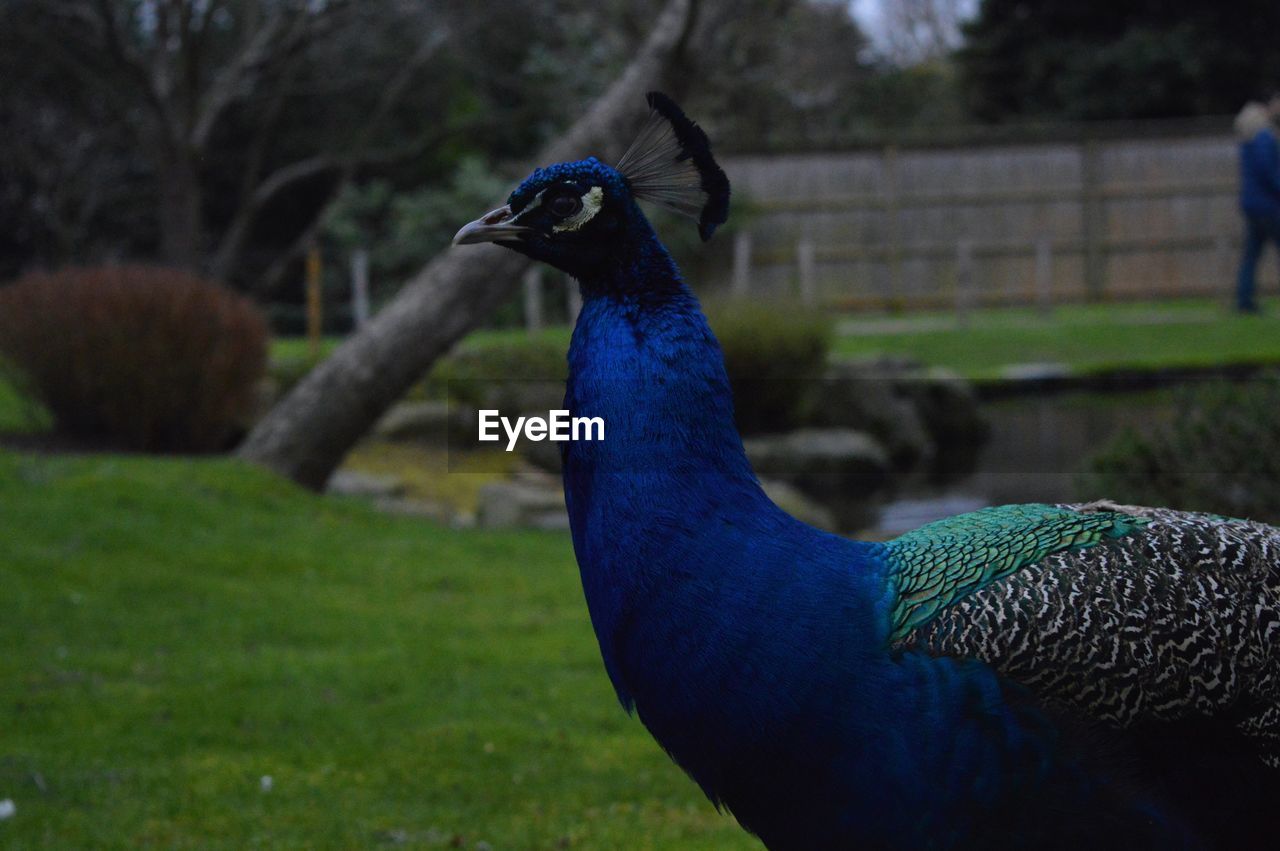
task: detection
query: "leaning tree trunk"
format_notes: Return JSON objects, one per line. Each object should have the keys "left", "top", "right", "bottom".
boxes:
{"left": 238, "top": 0, "right": 697, "bottom": 490}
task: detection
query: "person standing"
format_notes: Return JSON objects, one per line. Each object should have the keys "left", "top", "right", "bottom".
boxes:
{"left": 1235, "top": 93, "right": 1280, "bottom": 313}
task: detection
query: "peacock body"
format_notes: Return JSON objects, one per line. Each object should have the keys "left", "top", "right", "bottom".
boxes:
{"left": 454, "top": 93, "right": 1280, "bottom": 849}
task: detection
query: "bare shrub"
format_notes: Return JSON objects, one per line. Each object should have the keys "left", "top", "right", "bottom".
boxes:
{"left": 0, "top": 265, "right": 268, "bottom": 452}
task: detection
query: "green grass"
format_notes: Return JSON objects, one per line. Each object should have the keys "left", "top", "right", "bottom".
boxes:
{"left": 270, "top": 328, "right": 572, "bottom": 365}
{"left": 832, "top": 298, "right": 1280, "bottom": 379}
{"left": 0, "top": 370, "right": 50, "bottom": 435}
{"left": 0, "top": 451, "right": 757, "bottom": 849}
{"left": 267, "top": 298, "right": 1280, "bottom": 387}
{"left": 269, "top": 336, "right": 342, "bottom": 364}
{"left": 15, "top": 298, "right": 1280, "bottom": 440}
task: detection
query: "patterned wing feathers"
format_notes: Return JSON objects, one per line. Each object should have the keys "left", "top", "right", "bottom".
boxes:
{"left": 885, "top": 504, "right": 1147, "bottom": 641}
{"left": 899, "top": 505, "right": 1280, "bottom": 761}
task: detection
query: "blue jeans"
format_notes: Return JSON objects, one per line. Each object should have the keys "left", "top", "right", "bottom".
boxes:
{"left": 1237, "top": 214, "right": 1280, "bottom": 311}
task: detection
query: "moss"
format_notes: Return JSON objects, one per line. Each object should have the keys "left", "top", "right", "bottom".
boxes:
{"left": 342, "top": 442, "right": 520, "bottom": 515}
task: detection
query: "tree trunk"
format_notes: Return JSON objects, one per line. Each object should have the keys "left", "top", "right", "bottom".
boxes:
{"left": 158, "top": 149, "right": 204, "bottom": 270}
{"left": 238, "top": 0, "right": 697, "bottom": 490}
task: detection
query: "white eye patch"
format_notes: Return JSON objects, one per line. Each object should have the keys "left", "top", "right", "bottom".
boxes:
{"left": 552, "top": 186, "right": 605, "bottom": 233}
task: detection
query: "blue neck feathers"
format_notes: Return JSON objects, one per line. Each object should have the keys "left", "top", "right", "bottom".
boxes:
{"left": 562, "top": 230, "right": 761, "bottom": 697}
{"left": 559, "top": 224, "right": 884, "bottom": 708}
{"left": 562, "top": 225, "right": 759, "bottom": 504}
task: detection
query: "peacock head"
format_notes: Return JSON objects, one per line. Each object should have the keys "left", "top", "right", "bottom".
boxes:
{"left": 453, "top": 92, "right": 730, "bottom": 280}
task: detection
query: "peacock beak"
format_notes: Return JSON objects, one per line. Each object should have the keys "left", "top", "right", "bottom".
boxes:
{"left": 452, "top": 205, "right": 532, "bottom": 246}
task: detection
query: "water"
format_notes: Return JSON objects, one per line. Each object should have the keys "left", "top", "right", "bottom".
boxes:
{"left": 867, "top": 389, "right": 1178, "bottom": 537}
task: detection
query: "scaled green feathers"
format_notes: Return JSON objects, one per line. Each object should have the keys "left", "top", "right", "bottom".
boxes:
{"left": 884, "top": 504, "right": 1147, "bottom": 642}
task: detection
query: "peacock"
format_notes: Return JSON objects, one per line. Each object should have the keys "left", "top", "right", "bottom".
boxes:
{"left": 453, "top": 93, "right": 1280, "bottom": 849}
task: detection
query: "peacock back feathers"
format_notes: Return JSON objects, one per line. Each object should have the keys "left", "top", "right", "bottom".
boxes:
{"left": 883, "top": 503, "right": 1148, "bottom": 641}
{"left": 900, "top": 503, "right": 1280, "bottom": 766}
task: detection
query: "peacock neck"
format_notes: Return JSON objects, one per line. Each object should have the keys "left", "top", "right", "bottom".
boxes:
{"left": 559, "top": 238, "right": 789, "bottom": 696}
{"left": 562, "top": 252, "right": 761, "bottom": 506}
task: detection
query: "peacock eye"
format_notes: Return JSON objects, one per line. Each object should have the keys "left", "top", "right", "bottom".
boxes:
{"left": 548, "top": 193, "right": 582, "bottom": 218}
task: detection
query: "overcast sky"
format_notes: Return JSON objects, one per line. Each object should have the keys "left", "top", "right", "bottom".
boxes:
{"left": 848, "top": 0, "right": 979, "bottom": 58}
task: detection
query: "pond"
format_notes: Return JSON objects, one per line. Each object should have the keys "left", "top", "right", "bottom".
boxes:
{"left": 864, "top": 387, "right": 1180, "bottom": 538}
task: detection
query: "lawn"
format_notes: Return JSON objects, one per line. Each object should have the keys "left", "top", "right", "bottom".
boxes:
{"left": 0, "top": 451, "right": 758, "bottom": 849}
{"left": 9, "top": 298, "right": 1280, "bottom": 440}
{"left": 831, "top": 297, "right": 1280, "bottom": 379}
{"left": 248, "top": 298, "right": 1280, "bottom": 391}
{"left": 270, "top": 328, "right": 572, "bottom": 368}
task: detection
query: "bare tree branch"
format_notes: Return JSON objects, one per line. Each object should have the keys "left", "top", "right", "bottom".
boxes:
{"left": 208, "top": 23, "right": 452, "bottom": 282}
{"left": 354, "top": 26, "right": 451, "bottom": 147}
{"left": 190, "top": 7, "right": 294, "bottom": 148}
{"left": 209, "top": 153, "right": 341, "bottom": 282}
{"left": 236, "top": 122, "right": 460, "bottom": 292}
{"left": 90, "top": 0, "right": 179, "bottom": 144}
{"left": 194, "top": 1, "right": 359, "bottom": 149}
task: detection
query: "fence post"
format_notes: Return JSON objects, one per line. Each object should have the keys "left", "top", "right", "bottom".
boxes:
{"left": 733, "top": 231, "right": 752, "bottom": 297}
{"left": 1035, "top": 237, "right": 1053, "bottom": 317}
{"left": 955, "top": 240, "right": 973, "bottom": 328}
{"left": 350, "top": 249, "right": 370, "bottom": 329}
{"left": 523, "top": 267, "right": 542, "bottom": 336}
{"left": 305, "top": 244, "right": 323, "bottom": 359}
{"left": 883, "top": 145, "right": 901, "bottom": 304}
{"left": 1080, "top": 138, "right": 1106, "bottom": 301}
{"left": 566, "top": 274, "right": 582, "bottom": 325}
{"left": 1214, "top": 234, "right": 1232, "bottom": 302}
{"left": 797, "top": 239, "right": 816, "bottom": 306}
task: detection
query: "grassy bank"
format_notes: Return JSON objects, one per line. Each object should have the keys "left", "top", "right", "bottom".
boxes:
{"left": 0, "top": 451, "right": 755, "bottom": 849}
{"left": 273, "top": 298, "right": 1280, "bottom": 383}
{"left": 439, "top": 299, "right": 1280, "bottom": 381}
{"left": 11, "top": 297, "right": 1280, "bottom": 389}
{"left": 831, "top": 298, "right": 1280, "bottom": 378}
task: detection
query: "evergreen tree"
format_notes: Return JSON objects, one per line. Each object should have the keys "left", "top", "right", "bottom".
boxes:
{"left": 960, "top": 0, "right": 1280, "bottom": 121}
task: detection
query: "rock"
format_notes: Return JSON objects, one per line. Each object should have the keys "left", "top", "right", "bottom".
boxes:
{"left": 758, "top": 478, "right": 837, "bottom": 530}
{"left": 327, "top": 470, "right": 405, "bottom": 499}
{"left": 816, "top": 358, "right": 990, "bottom": 468}
{"left": 374, "top": 401, "right": 479, "bottom": 446}
{"left": 836, "top": 353, "right": 925, "bottom": 373}
{"left": 477, "top": 480, "right": 569, "bottom": 530}
{"left": 908, "top": 367, "right": 990, "bottom": 451}
{"left": 375, "top": 400, "right": 449, "bottom": 439}
{"left": 745, "top": 429, "right": 891, "bottom": 501}
{"left": 454, "top": 379, "right": 565, "bottom": 421}
{"left": 327, "top": 467, "right": 459, "bottom": 523}
{"left": 518, "top": 436, "right": 563, "bottom": 473}
{"left": 809, "top": 361, "right": 934, "bottom": 470}
{"left": 371, "top": 497, "right": 454, "bottom": 522}
{"left": 1000, "top": 361, "right": 1071, "bottom": 381}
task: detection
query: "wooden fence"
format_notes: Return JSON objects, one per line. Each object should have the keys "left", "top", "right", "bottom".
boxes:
{"left": 715, "top": 130, "right": 1275, "bottom": 310}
